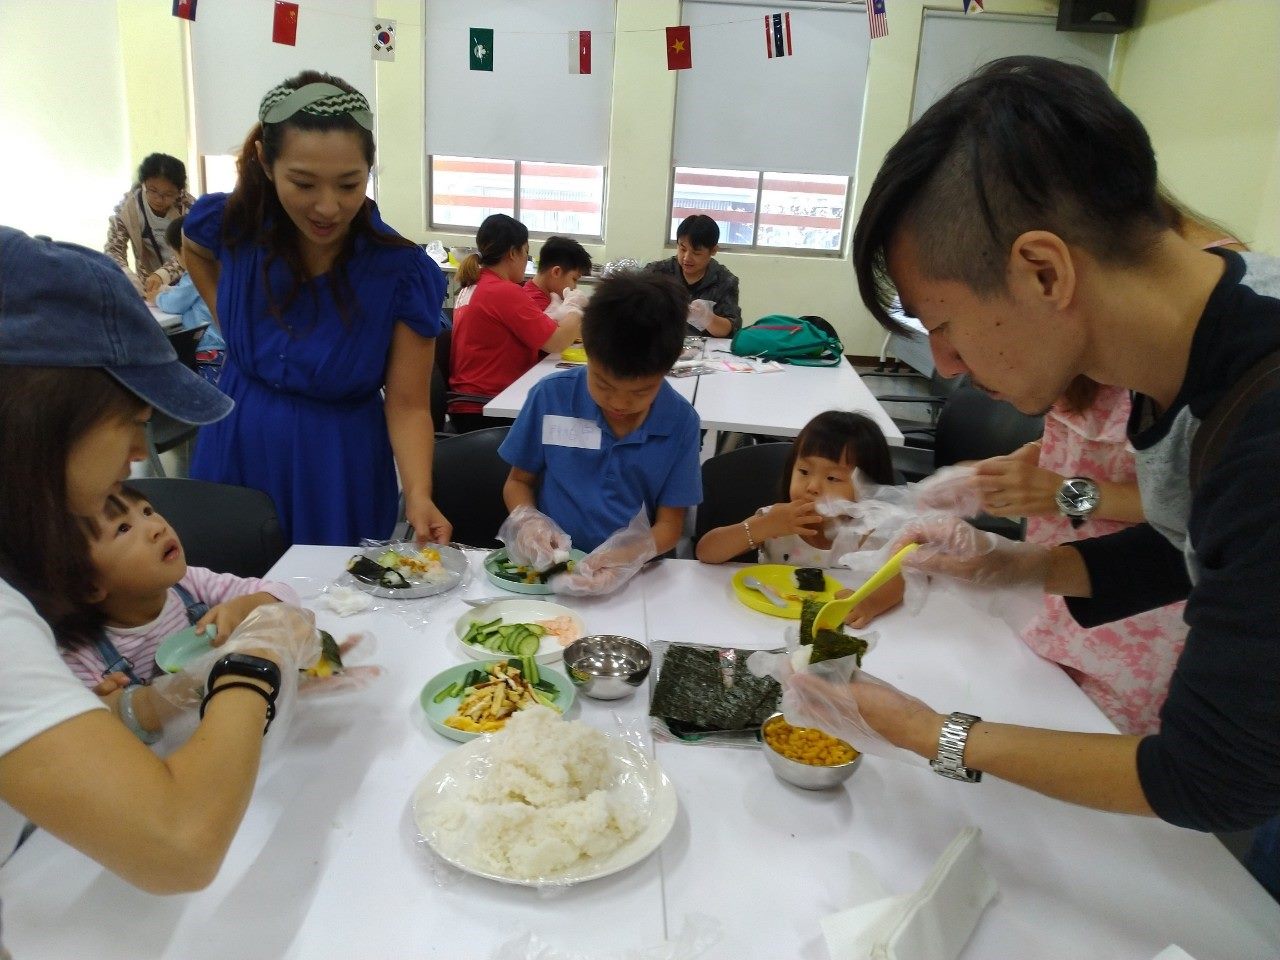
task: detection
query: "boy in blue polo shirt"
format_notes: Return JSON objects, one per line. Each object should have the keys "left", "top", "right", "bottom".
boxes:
{"left": 499, "top": 273, "right": 701, "bottom": 595}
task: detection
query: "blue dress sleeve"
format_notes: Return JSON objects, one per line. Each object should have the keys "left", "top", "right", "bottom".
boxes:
{"left": 391, "top": 251, "right": 447, "bottom": 340}
{"left": 183, "top": 193, "right": 228, "bottom": 258}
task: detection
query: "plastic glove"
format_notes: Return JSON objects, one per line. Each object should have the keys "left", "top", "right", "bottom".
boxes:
{"left": 299, "top": 631, "right": 383, "bottom": 699}
{"left": 893, "top": 515, "right": 1052, "bottom": 588}
{"left": 686, "top": 299, "right": 716, "bottom": 332}
{"left": 497, "top": 504, "right": 573, "bottom": 572}
{"left": 910, "top": 464, "right": 986, "bottom": 517}
{"left": 550, "top": 509, "right": 656, "bottom": 597}
{"left": 545, "top": 288, "right": 588, "bottom": 323}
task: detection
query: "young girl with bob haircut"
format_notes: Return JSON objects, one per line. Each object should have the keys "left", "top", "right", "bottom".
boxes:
{"left": 183, "top": 71, "right": 450, "bottom": 546}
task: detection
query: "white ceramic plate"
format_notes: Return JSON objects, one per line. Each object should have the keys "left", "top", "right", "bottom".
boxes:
{"left": 452, "top": 599, "right": 584, "bottom": 664}
{"left": 412, "top": 739, "right": 677, "bottom": 886}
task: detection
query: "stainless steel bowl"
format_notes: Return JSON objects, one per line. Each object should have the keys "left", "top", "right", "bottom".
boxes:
{"left": 761, "top": 713, "right": 861, "bottom": 790}
{"left": 563, "top": 635, "right": 651, "bottom": 700}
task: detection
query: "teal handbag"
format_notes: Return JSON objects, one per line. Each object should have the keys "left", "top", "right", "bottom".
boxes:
{"left": 729, "top": 315, "right": 844, "bottom": 366}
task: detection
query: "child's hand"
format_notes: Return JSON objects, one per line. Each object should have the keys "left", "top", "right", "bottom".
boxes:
{"left": 93, "top": 672, "right": 132, "bottom": 697}
{"left": 762, "top": 499, "right": 825, "bottom": 539}
{"left": 837, "top": 574, "right": 905, "bottom": 630}
{"left": 197, "top": 592, "right": 282, "bottom": 646}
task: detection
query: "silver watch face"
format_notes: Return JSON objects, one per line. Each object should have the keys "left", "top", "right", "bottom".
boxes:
{"left": 1056, "top": 477, "right": 1100, "bottom": 517}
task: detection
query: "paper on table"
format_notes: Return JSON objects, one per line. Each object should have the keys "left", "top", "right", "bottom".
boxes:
{"left": 821, "top": 827, "right": 996, "bottom": 960}
{"left": 1151, "top": 948, "right": 1199, "bottom": 960}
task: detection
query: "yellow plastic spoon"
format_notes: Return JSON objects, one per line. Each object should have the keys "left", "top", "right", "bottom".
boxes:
{"left": 812, "top": 543, "right": 920, "bottom": 633}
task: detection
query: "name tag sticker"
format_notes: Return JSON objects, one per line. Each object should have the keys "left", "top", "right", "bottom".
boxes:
{"left": 542, "top": 415, "right": 602, "bottom": 450}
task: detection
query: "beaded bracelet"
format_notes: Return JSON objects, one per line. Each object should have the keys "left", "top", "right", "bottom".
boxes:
{"left": 199, "top": 681, "right": 277, "bottom": 735}
{"left": 743, "top": 518, "right": 757, "bottom": 549}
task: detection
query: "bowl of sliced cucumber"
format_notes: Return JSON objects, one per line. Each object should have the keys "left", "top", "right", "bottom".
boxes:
{"left": 482, "top": 548, "right": 587, "bottom": 595}
{"left": 452, "top": 598, "right": 585, "bottom": 665}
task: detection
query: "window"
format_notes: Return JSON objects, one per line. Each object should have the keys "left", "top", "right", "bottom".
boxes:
{"left": 670, "top": 2, "right": 869, "bottom": 254}
{"left": 671, "top": 168, "right": 847, "bottom": 252}
{"left": 430, "top": 156, "right": 605, "bottom": 239}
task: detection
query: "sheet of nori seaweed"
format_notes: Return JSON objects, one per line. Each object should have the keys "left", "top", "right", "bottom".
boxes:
{"left": 799, "top": 598, "right": 823, "bottom": 646}
{"left": 811, "top": 629, "right": 868, "bottom": 666}
{"left": 794, "top": 567, "right": 826, "bottom": 592}
{"left": 649, "top": 644, "right": 781, "bottom": 733}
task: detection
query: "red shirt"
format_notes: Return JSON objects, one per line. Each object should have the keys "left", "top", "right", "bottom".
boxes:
{"left": 449, "top": 269, "right": 558, "bottom": 413}
{"left": 522, "top": 279, "right": 552, "bottom": 311}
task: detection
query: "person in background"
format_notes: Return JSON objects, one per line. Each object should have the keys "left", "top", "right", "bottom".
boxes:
{"left": 498, "top": 273, "right": 701, "bottom": 596}
{"left": 0, "top": 226, "right": 319, "bottom": 921}
{"left": 154, "top": 216, "right": 226, "bottom": 385}
{"left": 522, "top": 235, "right": 593, "bottom": 312}
{"left": 646, "top": 214, "right": 743, "bottom": 337}
{"left": 105, "top": 153, "right": 195, "bottom": 300}
{"left": 448, "top": 214, "right": 586, "bottom": 434}
{"left": 968, "top": 201, "right": 1248, "bottom": 736}
{"left": 182, "top": 71, "right": 451, "bottom": 547}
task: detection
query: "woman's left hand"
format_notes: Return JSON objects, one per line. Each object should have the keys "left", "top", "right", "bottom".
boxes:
{"left": 406, "top": 495, "right": 452, "bottom": 546}
{"left": 973, "top": 442, "right": 1062, "bottom": 518}
{"left": 143, "top": 274, "right": 164, "bottom": 303}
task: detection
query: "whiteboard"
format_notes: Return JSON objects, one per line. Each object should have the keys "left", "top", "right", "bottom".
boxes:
{"left": 912, "top": 12, "right": 1114, "bottom": 122}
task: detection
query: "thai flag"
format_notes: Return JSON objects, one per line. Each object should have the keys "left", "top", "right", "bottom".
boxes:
{"left": 867, "top": 0, "right": 889, "bottom": 39}
{"left": 765, "top": 12, "right": 792, "bottom": 58}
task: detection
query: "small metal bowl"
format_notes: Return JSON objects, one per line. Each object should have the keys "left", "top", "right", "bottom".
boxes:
{"left": 563, "top": 635, "right": 651, "bottom": 700}
{"left": 761, "top": 713, "right": 861, "bottom": 790}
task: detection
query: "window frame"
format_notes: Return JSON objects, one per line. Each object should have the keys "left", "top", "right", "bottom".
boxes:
{"left": 665, "top": 166, "right": 851, "bottom": 257}
{"left": 427, "top": 155, "right": 607, "bottom": 242}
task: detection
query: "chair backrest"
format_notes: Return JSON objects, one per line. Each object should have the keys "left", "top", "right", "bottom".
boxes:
{"left": 934, "top": 383, "right": 1044, "bottom": 468}
{"left": 431, "top": 426, "right": 512, "bottom": 548}
{"left": 694, "top": 442, "right": 794, "bottom": 561}
{"left": 166, "top": 324, "right": 209, "bottom": 371}
{"left": 430, "top": 366, "right": 448, "bottom": 433}
{"left": 127, "top": 478, "right": 286, "bottom": 579}
{"left": 435, "top": 325, "right": 452, "bottom": 383}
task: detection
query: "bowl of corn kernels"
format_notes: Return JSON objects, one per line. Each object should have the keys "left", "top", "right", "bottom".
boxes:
{"left": 761, "top": 713, "right": 861, "bottom": 790}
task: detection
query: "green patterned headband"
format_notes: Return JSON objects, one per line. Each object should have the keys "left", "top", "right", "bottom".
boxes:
{"left": 258, "top": 81, "right": 373, "bottom": 131}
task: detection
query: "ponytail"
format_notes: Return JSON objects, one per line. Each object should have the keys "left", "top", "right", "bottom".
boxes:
{"left": 455, "top": 253, "right": 482, "bottom": 288}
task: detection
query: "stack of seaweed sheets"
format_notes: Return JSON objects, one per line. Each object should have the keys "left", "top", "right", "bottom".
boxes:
{"left": 649, "top": 642, "right": 782, "bottom": 744}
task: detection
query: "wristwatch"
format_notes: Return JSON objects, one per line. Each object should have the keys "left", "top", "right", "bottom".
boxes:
{"left": 1055, "top": 476, "right": 1101, "bottom": 529}
{"left": 930, "top": 711, "right": 982, "bottom": 783}
{"left": 206, "top": 652, "right": 282, "bottom": 695}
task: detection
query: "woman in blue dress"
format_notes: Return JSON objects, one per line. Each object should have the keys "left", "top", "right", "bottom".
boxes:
{"left": 183, "top": 72, "right": 451, "bottom": 547}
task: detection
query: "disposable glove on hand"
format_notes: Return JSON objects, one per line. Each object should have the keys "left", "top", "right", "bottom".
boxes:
{"left": 686, "top": 299, "right": 716, "bottom": 332}
{"left": 550, "top": 509, "right": 656, "bottom": 597}
{"left": 497, "top": 505, "right": 573, "bottom": 572}
{"left": 892, "top": 515, "right": 1052, "bottom": 588}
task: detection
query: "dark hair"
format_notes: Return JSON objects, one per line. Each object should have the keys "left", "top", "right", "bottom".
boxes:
{"left": 222, "top": 70, "right": 415, "bottom": 327}
{"left": 780, "top": 411, "right": 895, "bottom": 500}
{"left": 457, "top": 214, "right": 529, "bottom": 288}
{"left": 0, "top": 368, "right": 145, "bottom": 646}
{"left": 137, "top": 153, "right": 187, "bottom": 191}
{"left": 676, "top": 215, "right": 719, "bottom": 250}
{"left": 853, "top": 56, "right": 1165, "bottom": 335}
{"left": 581, "top": 274, "right": 689, "bottom": 378}
{"left": 536, "top": 236, "right": 592, "bottom": 276}
{"left": 165, "top": 215, "right": 185, "bottom": 254}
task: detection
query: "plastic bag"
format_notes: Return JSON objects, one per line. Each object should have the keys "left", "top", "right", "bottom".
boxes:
{"left": 499, "top": 505, "right": 573, "bottom": 572}
{"left": 550, "top": 509, "right": 655, "bottom": 597}
{"left": 489, "top": 915, "right": 721, "bottom": 960}
{"left": 325, "top": 538, "right": 473, "bottom": 631}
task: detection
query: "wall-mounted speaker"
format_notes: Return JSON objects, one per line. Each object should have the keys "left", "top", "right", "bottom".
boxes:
{"left": 1056, "top": 0, "right": 1136, "bottom": 34}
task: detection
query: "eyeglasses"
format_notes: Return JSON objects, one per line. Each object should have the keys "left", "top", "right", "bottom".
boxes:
{"left": 144, "top": 186, "right": 180, "bottom": 204}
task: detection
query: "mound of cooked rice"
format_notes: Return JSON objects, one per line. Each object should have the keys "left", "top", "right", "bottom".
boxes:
{"left": 426, "top": 706, "right": 648, "bottom": 878}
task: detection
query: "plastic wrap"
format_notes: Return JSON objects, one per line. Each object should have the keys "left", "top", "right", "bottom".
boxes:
{"left": 647, "top": 640, "right": 785, "bottom": 748}
{"left": 321, "top": 538, "right": 473, "bottom": 630}
{"left": 488, "top": 915, "right": 721, "bottom": 960}
{"left": 550, "top": 509, "right": 655, "bottom": 597}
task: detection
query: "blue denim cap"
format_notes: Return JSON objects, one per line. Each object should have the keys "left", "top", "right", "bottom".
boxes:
{"left": 0, "top": 226, "right": 233, "bottom": 425}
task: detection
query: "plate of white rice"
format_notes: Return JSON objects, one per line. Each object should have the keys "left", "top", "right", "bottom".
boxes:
{"left": 412, "top": 706, "right": 677, "bottom": 886}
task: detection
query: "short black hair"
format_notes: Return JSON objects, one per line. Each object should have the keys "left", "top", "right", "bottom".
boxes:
{"left": 165, "top": 215, "right": 186, "bottom": 253}
{"left": 781, "top": 411, "right": 895, "bottom": 499}
{"left": 475, "top": 213, "right": 529, "bottom": 266}
{"left": 79, "top": 484, "right": 148, "bottom": 540}
{"left": 581, "top": 273, "right": 689, "bottom": 379}
{"left": 853, "top": 56, "right": 1165, "bottom": 335}
{"left": 537, "top": 236, "right": 592, "bottom": 276}
{"left": 137, "top": 153, "right": 187, "bottom": 191}
{"left": 675, "top": 214, "right": 719, "bottom": 250}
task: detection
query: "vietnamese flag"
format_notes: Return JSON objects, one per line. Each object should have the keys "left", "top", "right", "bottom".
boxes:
{"left": 666, "top": 25, "right": 691, "bottom": 71}
{"left": 171, "top": 0, "right": 196, "bottom": 21}
{"left": 272, "top": 1, "right": 299, "bottom": 46}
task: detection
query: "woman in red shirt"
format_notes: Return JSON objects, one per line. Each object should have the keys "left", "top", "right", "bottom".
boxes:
{"left": 448, "top": 215, "right": 584, "bottom": 433}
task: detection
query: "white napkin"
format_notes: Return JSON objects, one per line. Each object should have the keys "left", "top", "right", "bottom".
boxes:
{"left": 321, "top": 584, "right": 374, "bottom": 616}
{"left": 1151, "top": 948, "right": 1198, "bottom": 960}
{"left": 822, "top": 827, "right": 997, "bottom": 960}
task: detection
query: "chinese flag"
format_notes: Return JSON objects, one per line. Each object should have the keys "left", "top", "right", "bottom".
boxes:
{"left": 171, "top": 0, "right": 197, "bottom": 21}
{"left": 666, "top": 25, "right": 692, "bottom": 71}
{"left": 273, "top": 1, "right": 299, "bottom": 46}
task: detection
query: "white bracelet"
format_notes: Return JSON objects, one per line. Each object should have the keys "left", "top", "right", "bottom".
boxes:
{"left": 119, "top": 685, "right": 161, "bottom": 745}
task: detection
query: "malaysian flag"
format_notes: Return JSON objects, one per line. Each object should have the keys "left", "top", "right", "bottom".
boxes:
{"left": 765, "top": 12, "right": 792, "bottom": 58}
{"left": 867, "top": 0, "right": 888, "bottom": 39}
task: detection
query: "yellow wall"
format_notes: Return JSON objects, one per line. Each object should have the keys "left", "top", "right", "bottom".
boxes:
{"left": 1115, "top": 0, "right": 1280, "bottom": 253}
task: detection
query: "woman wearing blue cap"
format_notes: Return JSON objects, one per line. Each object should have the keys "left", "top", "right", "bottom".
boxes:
{"left": 0, "top": 226, "right": 322, "bottom": 911}
{"left": 182, "top": 71, "right": 450, "bottom": 547}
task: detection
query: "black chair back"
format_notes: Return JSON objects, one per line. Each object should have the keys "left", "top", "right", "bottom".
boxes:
{"left": 694, "top": 442, "right": 794, "bottom": 562}
{"left": 430, "top": 366, "right": 448, "bottom": 433}
{"left": 166, "top": 324, "right": 209, "bottom": 371}
{"left": 430, "top": 426, "right": 512, "bottom": 548}
{"left": 934, "top": 384, "right": 1044, "bottom": 468}
{"left": 435, "top": 325, "right": 452, "bottom": 383}
{"left": 128, "top": 478, "right": 286, "bottom": 579}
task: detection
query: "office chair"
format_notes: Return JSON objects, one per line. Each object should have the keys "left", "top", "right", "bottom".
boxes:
{"left": 694, "top": 442, "right": 795, "bottom": 562}
{"left": 128, "top": 478, "right": 286, "bottom": 579}
{"left": 426, "top": 426, "right": 512, "bottom": 548}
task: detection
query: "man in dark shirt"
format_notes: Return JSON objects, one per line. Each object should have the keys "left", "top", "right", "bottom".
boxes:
{"left": 646, "top": 214, "right": 743, "bottom": 336}
{"left": 833, "top": 56, "right": 1280, "bottom": 899}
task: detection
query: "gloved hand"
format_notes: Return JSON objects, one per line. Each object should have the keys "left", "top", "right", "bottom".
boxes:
{"left": 550, "top": 509, "right": 656, "bottom": 597}
{"left": 910, "top": 464, "right": 986, "bottom": 517}
{"left": 298, "top": 631, "right": 384, "bottom": 699}
{"left": 893, "top": 515, "right": 1053, "bottom": 587}
{"left": 497, "top": 505, "right": 573, "bottom": 572}
{"left": 686, "top": 299, "right": 716, "bottom": 332}
{"left": 545, "top": 288, "right": 588, "bottom": 323}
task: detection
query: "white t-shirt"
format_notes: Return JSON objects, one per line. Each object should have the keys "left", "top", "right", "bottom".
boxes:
{"left": 0, "top": 578, "right": 105, "bottom": 859}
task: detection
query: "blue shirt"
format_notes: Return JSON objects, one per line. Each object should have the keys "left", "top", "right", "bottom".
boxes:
{"left": 155, "top": 273, "right": 226, "bottom": 351}
{"left": 499, "top": 367, "right": 702, "bottom": 551}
